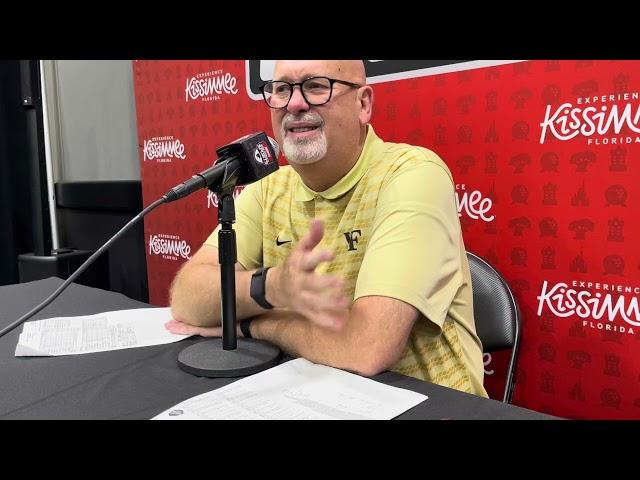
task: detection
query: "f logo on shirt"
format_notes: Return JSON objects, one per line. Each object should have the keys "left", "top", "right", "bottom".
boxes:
{"left": 344, "top": 230, "right": 362, "bottom": 251}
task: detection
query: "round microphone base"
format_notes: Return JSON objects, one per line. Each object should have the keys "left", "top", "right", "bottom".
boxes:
{"left": 177, "top": 338, "right": 281, "bottom": 378}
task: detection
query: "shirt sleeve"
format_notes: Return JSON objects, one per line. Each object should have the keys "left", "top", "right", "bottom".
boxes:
{"left": 354, "top": 155, "right": 464, "bottom": 331}
{"left": 202, "top": 182, "right": 264, "bottom": 270}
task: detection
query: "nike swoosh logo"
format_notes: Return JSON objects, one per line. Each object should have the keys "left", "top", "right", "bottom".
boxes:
{"left": 276, "top": 236, "right": 292, "bottom": 246}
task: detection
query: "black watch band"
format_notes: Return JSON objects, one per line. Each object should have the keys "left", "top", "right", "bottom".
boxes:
{"left": 240, "top": 318, "right": 253, "bottom": 339}
{"left": 250, "top": 267, "right": 274, "bottom": 310}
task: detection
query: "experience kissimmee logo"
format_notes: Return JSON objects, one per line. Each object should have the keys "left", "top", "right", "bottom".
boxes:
{"left": 540, "top": 92, "right": 640, "bottom": 146}
{"left": 185, "top": 70, "right": 238, "bottom": 102}
{"left": 148, "top": 234, "right": 191, "bottom": 261}
{"left": 537, "top": 279, "right": 640, "bottom": 335}
{"left": 143, "top": 136, "right": 186, "bottom": 163}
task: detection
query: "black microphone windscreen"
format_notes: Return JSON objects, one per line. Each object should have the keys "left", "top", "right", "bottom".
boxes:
{"left": 216, "top": 132, "right": 279, "bottom": 186}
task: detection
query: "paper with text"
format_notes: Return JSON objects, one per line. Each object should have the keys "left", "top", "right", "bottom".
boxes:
{"left": 15, "top": 307, "right": 191, "bottom": 356}
{"left": 153, "top": 358, "right": 427, "bottom": 420}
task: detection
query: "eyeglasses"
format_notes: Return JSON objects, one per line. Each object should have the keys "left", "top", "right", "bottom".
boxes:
{"left": 259, "top": 76, "right": 362, "bottom": 109}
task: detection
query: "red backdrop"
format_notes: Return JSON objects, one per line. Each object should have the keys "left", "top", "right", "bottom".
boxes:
{"left": 133, "top": 60, "right": 640, "bottom": 419}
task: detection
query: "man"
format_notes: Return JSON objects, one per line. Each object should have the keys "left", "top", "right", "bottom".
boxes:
{"left": 167, "top": 60, "right": 488, "bottom": 397}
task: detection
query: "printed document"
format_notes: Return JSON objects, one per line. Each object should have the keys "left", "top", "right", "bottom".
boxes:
{"left": 153, "top": 358, "right": 427, "bottom": 420}
{"left": 15, "top": 307, "right": 191, "bottom": 356}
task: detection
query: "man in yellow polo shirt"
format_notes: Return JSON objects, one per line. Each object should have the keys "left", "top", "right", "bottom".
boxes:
{"left": 167, "top": 60, "right": 487, "bottom": 397}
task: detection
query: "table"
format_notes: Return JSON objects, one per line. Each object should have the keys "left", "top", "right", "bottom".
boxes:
{"left": 0, "top": 278, "right": 554, "bottom": 420}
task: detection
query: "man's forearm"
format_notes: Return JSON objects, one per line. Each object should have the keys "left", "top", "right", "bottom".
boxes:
{"left": 169, "top": 263, "right": 264, "bottom": 327}
{"left": 250, "top": 310, "right": 383, "bottom": 377}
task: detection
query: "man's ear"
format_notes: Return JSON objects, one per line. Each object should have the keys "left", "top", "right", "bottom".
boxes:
{"left": 358, "top": 86, "right": 374, "bottom": 125}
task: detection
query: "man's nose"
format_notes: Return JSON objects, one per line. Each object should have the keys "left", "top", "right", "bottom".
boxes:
{"left": 286, "top": 86, "right": 310, "bottom": 114}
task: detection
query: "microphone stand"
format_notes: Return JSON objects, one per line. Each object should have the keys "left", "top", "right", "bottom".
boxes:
{"left": 218, "top": 191, "right": 239, "bottom": 350}
{"left": 177, "top": 173, "right": 280, "bottom": 378}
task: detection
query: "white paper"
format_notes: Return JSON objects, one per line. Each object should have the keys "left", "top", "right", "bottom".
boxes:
{"left": 153, "top": 358, "right": 427, "bottom": 420}
{"left": 15, "top": 307, "right": 192, "bottom": 356}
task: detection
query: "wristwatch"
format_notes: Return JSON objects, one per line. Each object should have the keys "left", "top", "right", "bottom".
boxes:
{"left": 250, "top": 267, "right": 274, "bottom": 310}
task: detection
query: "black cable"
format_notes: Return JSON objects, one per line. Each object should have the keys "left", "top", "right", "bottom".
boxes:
{"left": 0, "top": 195, "right": 167, "bottom": 339}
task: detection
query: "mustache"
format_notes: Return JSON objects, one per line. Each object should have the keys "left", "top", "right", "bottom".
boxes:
{"left": 282, "top": 113, "right": 324, "bottom": 130}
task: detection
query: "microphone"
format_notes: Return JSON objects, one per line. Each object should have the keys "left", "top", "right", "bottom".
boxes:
{"left": 163, "top": 132, "right": 279, "bottom": 203}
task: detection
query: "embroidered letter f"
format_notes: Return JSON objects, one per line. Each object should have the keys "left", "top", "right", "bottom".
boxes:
{"left": 344, "top": 230, "right": 362, "bottom": 251}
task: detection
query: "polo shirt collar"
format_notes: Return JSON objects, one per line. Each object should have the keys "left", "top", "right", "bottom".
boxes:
{"left": 295, "top": 125, "right": 381, "bottom": 202}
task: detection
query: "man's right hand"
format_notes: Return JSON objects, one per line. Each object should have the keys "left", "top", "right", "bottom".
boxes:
{"left": 268, "top": 219, "right": 350, "bottom": 330}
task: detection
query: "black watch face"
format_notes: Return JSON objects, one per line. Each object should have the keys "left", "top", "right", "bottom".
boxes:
{"left": 251, "top": 268, "right": 272, "bottom": 308}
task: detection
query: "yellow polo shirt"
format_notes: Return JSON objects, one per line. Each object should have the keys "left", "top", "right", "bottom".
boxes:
{"left": 205, "top": 125, "right": 487, "bottom": 397}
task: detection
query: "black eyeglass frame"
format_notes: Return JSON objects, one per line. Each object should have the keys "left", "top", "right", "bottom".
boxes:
{"left": 258, "top": 76, "right": 362, "bottom": 109}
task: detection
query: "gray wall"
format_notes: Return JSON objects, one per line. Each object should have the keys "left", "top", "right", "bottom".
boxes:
{"left": 43, "top": 60, "right": 140, "bottom": 181}
{"left": 39, "top": 60, "right": 148, "bottom": 301}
